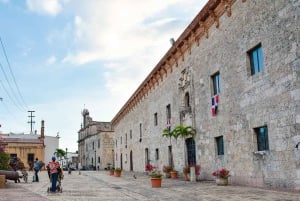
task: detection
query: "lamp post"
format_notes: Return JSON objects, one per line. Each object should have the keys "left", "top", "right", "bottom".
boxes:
{"left": 94, "top": 150, "right": 96, "bottom": 171}
{"left": 65, "top": 148, "right": 68, "bottom": 166}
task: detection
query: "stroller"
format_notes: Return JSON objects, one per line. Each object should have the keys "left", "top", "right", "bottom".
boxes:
{"left": 46, "top": 166, "right": 64, "bottom": 193}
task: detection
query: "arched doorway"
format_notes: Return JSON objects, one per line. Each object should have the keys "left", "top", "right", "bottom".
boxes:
{"left": 186, "top": 138, "right": 196, "bottom": 165}
{"left": 130, "top": 150, "right": 133, "bottom": 171}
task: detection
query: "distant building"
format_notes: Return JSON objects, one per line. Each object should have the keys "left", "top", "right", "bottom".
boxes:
{"left": 78, "top": 109, "right": 114, "bottom": 170}
{"left": 0, "top": 120, "right": 59, "bottom": 169}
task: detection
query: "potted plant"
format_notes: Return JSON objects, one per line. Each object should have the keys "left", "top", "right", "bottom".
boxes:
{"left": 162, "top": 165, "right": 172, "bottom": 178}
{"left": 114, "top": 168, "right": 122, "bottom": 177}
{"left": 109, "top": 167, "right": 115, "bottom": 176}
{"left": 170, "top": 168, "right": 178, "bottom": 179}
{"left": 212, "top": 168, "right": 230, "bottom": 186}
{"left": 183, "top": 166, "right": 190, "bottom": 181}
{"left": 146, "top": 165, "right": 162, "bottom": 188}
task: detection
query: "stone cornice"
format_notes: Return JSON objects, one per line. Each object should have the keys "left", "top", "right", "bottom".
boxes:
{"left": 112, "top": 0, "right": 245, "bottom": 126}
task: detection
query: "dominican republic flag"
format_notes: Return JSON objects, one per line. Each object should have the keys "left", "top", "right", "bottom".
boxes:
{"left": 211, "top": 94, "right": 219, "bottom": 116}
{"left": 166, "top": 118, "right": 172, "bottom": 129}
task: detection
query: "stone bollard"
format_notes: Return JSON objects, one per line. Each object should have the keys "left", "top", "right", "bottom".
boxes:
{"left": 0, "top": 175, "right": 6, "bottom": 188}
{"left": 190, "top": 166, "right": 196, "bottom": 182}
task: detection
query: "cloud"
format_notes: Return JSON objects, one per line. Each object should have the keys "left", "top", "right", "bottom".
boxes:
{"left": 61, "top": 0, "right": 203, "bottom": 65}
{"left": 46, "top": 56, "right": 57, "bottom": 65}
{"left": 26, "top": 0, "right": 64, "bottom": 16}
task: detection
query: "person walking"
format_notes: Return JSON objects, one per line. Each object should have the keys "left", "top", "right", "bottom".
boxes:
{"left": 47, "top": 156, "right": 60, "bottom": 192}
{"left": 33, "top": 158, "right": 41, "bottom": 182}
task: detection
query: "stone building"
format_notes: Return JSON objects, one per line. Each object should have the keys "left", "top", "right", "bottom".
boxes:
{"left": 111, "top": 0, "right": 299, "bottom": 190}
{"left": 0, "top": 120, "right": 59, "bottom": 169}
{"left": 78, "top": 109, "right": 114, "bottom": 170}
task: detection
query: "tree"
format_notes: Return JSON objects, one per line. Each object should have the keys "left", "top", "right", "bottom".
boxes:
{"left": 0, "top": 142, "right": 9, "bottom": 170}
{"left": 172, "top": 125, "right": 196, "bottom": 139}
{"left": 162, "top": 125, "right": 196, "bottom": 168}
{"left": 54, "top": 148, "right": 66, "bottom": 163}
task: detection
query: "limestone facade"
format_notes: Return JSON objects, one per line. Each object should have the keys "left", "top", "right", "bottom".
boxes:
{"left": 78, "top": 109, "right": 114, "bottom": 169}
{"left": 112, "top": 0, "right": 300, "bottom": 190}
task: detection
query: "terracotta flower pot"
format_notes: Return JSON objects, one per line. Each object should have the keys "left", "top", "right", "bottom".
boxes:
{"left": 109, "top": 169, "right": 114, "bottom": 176}
{"left": 151, "top": 177, "right": 162, "bottom": 188}
{"left": 170, "top": 171, "right": 178, "bottom": 179}
{"left": 114, "top": 171, "right": 121, "bottom": 177}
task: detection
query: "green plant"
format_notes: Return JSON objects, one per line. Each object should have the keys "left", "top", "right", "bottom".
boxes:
{"left": 149, "top": 171, "right": 162, "bottom": 178}
{"left": 115, "top": 168, "right": 122, "bottom": 172}
{"left": 0, "top": 152, "right": 9, "bottom": 170}
{"left": 0, "top": 143, "right": 9, "bottom": 170}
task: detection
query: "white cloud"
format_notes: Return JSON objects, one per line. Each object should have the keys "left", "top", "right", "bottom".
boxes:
{"left": 26, "top": 0, "right": 63, "bottom": 16}
{"left": 46, "top": 56, "right": 57, "bottom": 65}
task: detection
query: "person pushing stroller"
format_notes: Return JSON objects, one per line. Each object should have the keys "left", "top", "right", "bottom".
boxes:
{"left": 46, "top": 156, "right": 62, "bottom": 192}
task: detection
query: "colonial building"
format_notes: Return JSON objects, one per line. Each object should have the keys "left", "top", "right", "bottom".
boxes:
{"left": 111, "top": 0, "right": 299, "bottom": 190}
{"left": 0, "top": 120, "right": 59, "bottom": 169}
{"left": 78, "top": 109, "right": 114, "bottom": 170}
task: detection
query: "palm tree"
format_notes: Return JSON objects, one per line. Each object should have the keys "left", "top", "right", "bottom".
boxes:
{"left": 163, "top": 125, "right": 196, "bottom": 170}
{"left": 162, "top": 128, "right": 176, "bottom": 169}
{"left": 172, "top": 125, "right": 196, "bottom": 139}
{"left": 54, "top": 148, "right": 66, "bottom": 164}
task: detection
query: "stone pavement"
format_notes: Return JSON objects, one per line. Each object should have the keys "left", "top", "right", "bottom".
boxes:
{"left": 1, "top": 170, "right": 300, "bottom": 201}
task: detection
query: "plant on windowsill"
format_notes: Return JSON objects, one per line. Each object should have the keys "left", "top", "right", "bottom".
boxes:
{"left": 212, "top": 168, "right": 230, "bottom": 186}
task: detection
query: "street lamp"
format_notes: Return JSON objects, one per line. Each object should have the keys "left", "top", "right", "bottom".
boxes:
{"left": 65, "top": 148, "right": 68, "bottom": 166}
{"left": 94, "top": 150, "right": 96, "bottom": 171}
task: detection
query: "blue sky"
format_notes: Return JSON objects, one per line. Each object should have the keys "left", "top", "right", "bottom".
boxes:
{"left": 0, "top": 0, "right": 207, "bottom": 152}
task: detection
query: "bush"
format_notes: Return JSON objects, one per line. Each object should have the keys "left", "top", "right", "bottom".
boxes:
{"left": 0, "top": 152, "right": 9, "bottom": 170}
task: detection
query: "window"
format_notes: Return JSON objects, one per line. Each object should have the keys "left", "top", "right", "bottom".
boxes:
{"left": 121, "top": 136, "right": 122, "bottom": 144}
{"left": 139, "top": 123, "right": 142, "bottom": 142}
{"left": 130, "top": 130, "right": 132, "bottom": 139}
{"left": 168, "top": 146, "right": 173, "bottom": 166}
{"left": 255, "top": 126, "right": 269, "bottom": 151}
{"left": 28, "top": 153, "right": 34, "bottom": 164}
{"left": 216, "top": 136, "right": 224, "bottom": 155}
{"left": 154, "top": 113, "right": 158, "bottom": 126}
{"left": 98, "top": 139, "right": 100, "bottom": 148}
{"left": 115, "top": 140, "right": 117, "bottom": 148}
{"left": 125, "top": 133, "right": 127, "bottom": 148}
{"left": 185, "top": 92, "right": 190, "bottom": 107}
{"left": 155, "top": 148, "right": 159, "bottom": 160}
{"left": 166, "top": 104, "right": 171, "bottom": 130}
{"left": 211, "top": 72, "right": 221, "bottom": 95}
{"left": 93, "top": 141, "right": 94, "bottom": 150}
{"left": 10, "top": 153, "right": 17, "bottom": 159}
{"left": 249, "top": 44, "right": 264, "bottom": 75}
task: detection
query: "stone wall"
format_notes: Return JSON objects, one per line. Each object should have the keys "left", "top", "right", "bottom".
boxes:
{"left": 112, "top": 0, "right": 299, "bottom": 190}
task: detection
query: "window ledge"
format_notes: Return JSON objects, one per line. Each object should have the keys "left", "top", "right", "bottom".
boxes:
{"left": 253, "top": 151, "right": 267, "bottom": 159}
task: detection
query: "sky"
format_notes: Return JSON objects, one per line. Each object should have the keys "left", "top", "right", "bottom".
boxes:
{"left": 0, "top": 0, "right": 207, "bottom": 152}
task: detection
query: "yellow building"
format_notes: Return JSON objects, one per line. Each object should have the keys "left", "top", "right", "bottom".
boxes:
{"left": 0, "top": 121, "right": 45, "bottom": 169}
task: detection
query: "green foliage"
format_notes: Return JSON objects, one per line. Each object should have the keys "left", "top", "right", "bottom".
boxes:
{"left": 115, "top": 168, "right": 122, "bottom": 172}
{"left": 0, "top": 152, "right": 10, "bottom": 170}
{"left": 54, "top": 148, "right": 66, "bottom": 159}
{"left": 162, "top": 125, "right": 196, "bottom": 140}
